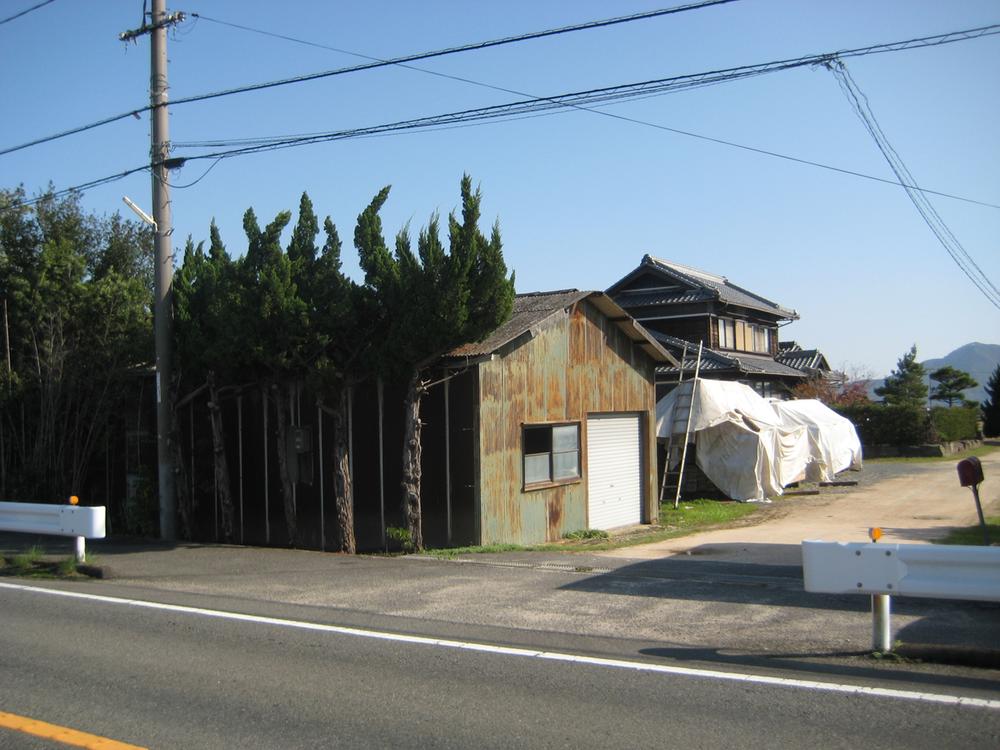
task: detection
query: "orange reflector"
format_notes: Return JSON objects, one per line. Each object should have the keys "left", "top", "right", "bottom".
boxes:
{"left": 868, "top": 526, "right": 882, "bottom": 542}
{"left": 69, "top": 495, "right": 79, "bottom": 506}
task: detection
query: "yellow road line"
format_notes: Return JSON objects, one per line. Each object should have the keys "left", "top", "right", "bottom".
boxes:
{"left": 0, "top": 710, "right": 147, "bottom": 749}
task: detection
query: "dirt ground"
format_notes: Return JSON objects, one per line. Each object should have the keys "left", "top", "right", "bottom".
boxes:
{"left": 597, "top": 449, "right": 1000, "bottom": 565}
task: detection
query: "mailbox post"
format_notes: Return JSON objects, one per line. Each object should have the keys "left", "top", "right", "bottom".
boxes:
{"left": 957, "top": 456, "right": 990, "bottom": 545}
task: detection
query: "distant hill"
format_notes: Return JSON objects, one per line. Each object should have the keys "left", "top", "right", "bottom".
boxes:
{"left": 868, "top": 342, "right": 999, "bottom": 405}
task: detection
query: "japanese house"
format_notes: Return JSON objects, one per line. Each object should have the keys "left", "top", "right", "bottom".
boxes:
{"left": 607, "top": 255, "right": 828, "bottom": 398}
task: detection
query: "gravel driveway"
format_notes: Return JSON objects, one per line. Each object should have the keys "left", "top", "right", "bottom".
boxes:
{"left": 597, "top": 450, "right": 999, "bottom": 565}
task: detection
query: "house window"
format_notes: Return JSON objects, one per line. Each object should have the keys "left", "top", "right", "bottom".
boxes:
{"left": 717, "top": 318, "right": 734, "bottom": 349}
{"left": 719, "top": 317, "right": 772, "bottom": 354}
{"left": 523, "top": 423, "right": 580, "bottom": 487}
{"left": 753, "top": 326, "right": 771, "bottom": 354}
{"left": 750, "top": 380, "right": 776, "bottom": 399}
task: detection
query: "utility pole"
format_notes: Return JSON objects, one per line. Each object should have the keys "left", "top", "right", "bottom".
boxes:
{"left": 121, "top": 1, "right": 185, "bottom": 541}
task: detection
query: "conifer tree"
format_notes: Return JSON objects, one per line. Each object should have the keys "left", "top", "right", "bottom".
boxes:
{"left": 875, "top": 345, "right": 928, "bottom": 408}
{"left": 982, "top": 364, "right": 1000, "bottom": 437}
{"left": 929, "top": 366, "right": 978, "bottom": 407}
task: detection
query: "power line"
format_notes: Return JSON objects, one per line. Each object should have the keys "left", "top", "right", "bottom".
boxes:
{"left": 169, "top": 33, "right": 1000, "bottom": 210}
{"left": 0, "top": 0, "right": 56, "bottom": 27}
{"left": 828, "top": 59, "right": 1000, "bottom": 309}
{"left": 8, "top": 22, "right": 1000, "bottom": 212}
{"left": 182, "top": 0, "right": 738, "bottom": 102}
{"left": 11, "top": 165, "right": 151, "bottom": 207}
{"left": 0, "top": 0, "right": 737, "bottom": 157}
{"left": 5, "top": 9, "right": 997, "bottom": 160}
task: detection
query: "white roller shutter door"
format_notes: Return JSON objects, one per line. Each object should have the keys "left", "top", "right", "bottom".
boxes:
{"left": 586, "top": 414, "right": 642, "bottom": 530}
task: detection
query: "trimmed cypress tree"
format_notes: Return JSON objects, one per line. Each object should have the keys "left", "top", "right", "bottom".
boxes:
{"left": 356, "top": 176, "right": 515, "bottom": 550}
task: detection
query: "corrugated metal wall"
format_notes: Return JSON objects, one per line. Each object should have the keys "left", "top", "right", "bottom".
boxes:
{"left": 476, "top": 300, "right": 657, "bottom": 545}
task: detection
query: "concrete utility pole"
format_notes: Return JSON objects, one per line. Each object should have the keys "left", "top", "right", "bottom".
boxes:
{"left": 121, "top": 0, "right": 185, "bottom": 541}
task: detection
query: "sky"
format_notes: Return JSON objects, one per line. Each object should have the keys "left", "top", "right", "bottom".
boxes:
{"left": 2, "top": 0, "right": 998, "bottom": 378}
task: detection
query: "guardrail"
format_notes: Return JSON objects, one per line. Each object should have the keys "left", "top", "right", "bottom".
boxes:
{"left": 0, "top": 500, "right": 106, "bottom": 562}
{"left": 802, "top": 540, "right": 1000, "bottom": 650}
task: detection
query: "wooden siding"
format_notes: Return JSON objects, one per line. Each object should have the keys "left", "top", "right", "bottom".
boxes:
{"left": 476, "top": 300, "right": 657, "bottom": 545}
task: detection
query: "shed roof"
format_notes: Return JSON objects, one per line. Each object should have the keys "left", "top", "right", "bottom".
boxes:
{"left": 610, "top": 255, "right": 799, "bottom": 321}
{"left": 444, "top": 290, "right": 676, "bottom": 365}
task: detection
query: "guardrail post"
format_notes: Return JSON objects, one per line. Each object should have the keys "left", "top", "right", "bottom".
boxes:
{"left": 74, "top": 536, "right": 86, "bottom": 564}
{"left": 872, "top": 593, "right": 891, "bottom": 652}
{"left": 868, "top": 527, "right": 892, "bottom": 652}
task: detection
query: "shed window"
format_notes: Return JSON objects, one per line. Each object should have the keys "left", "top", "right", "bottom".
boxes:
{"left": 523, "top": 423, "right": 580, "bottom": 486}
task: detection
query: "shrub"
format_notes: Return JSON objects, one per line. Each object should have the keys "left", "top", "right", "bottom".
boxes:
{"left": 930, "top": 405, "right": 980, "bottom": 442}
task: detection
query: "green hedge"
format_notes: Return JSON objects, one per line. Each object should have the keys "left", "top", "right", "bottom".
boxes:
{"left": 930, "top": 406, "right": 980, "bottom": 442}
{"left": 835, "top": 404, "right": 935, "bottom": 447}
{"left": 835, "top": 404, "right": 980, "bottom": 446}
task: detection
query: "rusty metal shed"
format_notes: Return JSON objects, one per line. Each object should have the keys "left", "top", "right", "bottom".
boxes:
{"left": 431, "top": 289, "right": 676, "bottom": 546}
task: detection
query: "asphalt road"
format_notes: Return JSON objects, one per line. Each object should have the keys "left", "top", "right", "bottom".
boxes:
{"left": 3, "top": 580, "right": 999, "bottom": 749}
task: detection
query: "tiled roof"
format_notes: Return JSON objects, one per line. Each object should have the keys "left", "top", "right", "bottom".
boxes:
{"left": 777, "top": 348, "right": 831, "bottom": 372}
{"left": 649, "top": 332, "right": 806, "bottom": 379}
{"left": 614, "top": 255, "right": 798, "bottom": 320}
{"left": 614, "top": 289, "right": 713, "bottom": 308}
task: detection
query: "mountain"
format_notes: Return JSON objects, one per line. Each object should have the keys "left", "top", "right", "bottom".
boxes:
{"left": 868, "top": 342, "right": 1000, "bottom": 405}
{"left": 921, "top": 342, "right": 1000, "bottom": 405}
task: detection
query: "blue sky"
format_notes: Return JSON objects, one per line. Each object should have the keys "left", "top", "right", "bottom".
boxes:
{"left": 2, "top": 0, "right": 998, "bottom": 378}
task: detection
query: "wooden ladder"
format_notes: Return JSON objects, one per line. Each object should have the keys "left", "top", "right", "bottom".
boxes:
{"left": 658, "top": 341, "right": 703, "bottom": 510}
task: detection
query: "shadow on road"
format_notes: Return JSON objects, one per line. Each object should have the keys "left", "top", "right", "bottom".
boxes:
{"left": 637, "top": 643, "right": 1000, "bottom": 694}
{"left": 561, "top": 554, "right": 1000, "bottom": 624}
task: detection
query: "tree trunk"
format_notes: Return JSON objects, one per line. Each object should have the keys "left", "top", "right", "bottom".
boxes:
{"left": 171, "top": 418, "right": 193, "bottom": 540}
{"left": 401, "top": 369, "right": 426, "bottom": 551}
{"left": 207, "top": 371, "right": 235, "bottom": 543}
{"left": 331, "top": 387, "right": 356, "bottom": 553}
{"left": 170, "top": 370, "right": 194, "bottom": 541}
{"left": 270, "top": 381, "right": 298, "bottom": 546}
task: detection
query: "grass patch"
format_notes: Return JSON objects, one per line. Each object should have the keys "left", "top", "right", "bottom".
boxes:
{"left": 0, "top": 546, "right": 91, "bottom": 579}
{"left": 933, "top": 516, "right": 1000, "bottom": 546}
{"left": 867, "top": 444, "right": 998, "bottom": 464}
{"left": 424, "top": 498, "right": 761, "bottom": 556}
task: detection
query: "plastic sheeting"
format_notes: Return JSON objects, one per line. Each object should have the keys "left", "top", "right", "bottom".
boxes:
{"left": 772, "top": 399, "right": 863, "bottom": 482}
{"left": 656, "top": 379, "right": 862, "bottom": 502}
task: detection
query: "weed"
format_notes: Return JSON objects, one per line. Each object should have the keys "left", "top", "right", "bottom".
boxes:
{"left": 10, "top": 545, "right": 43, "bottom": 572}
{"left": 426, "top": 543, "right": 527, "bottom": 558}
{"left": 386, "top": 526, "right": 415, "bottom": 553}
{"left": 562, "top": 529, "right": 610, "bottom": 540}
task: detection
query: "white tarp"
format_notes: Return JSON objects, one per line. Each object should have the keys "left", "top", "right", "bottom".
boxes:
{"left": 656, "top": 379, "right": 861, "bottom": 502}
{"left": 772, "top": 399, "right": 863, "bottom": 482}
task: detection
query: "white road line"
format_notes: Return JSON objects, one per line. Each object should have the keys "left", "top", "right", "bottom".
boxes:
{"left": 3, "top": 580, "right": 998, "bottom": 710}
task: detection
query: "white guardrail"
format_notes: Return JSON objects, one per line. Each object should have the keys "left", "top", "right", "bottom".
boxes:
{"left": 802, "top": 541, "right": 1000, "bottom": 602}
{"left": 802, "top": 540, "right": 1000, "bottom": 651}
{"left": 0, "top": 501, "right": 106, "bottom": 562}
